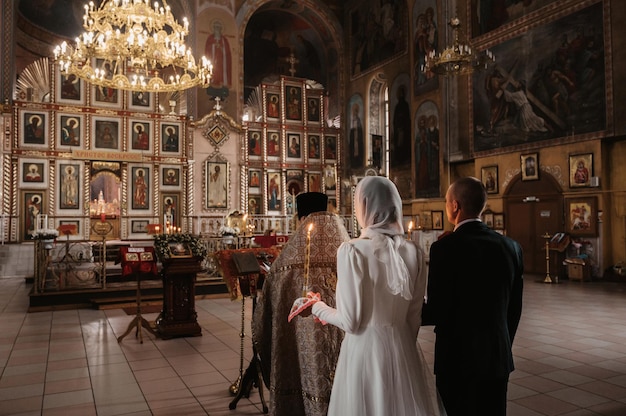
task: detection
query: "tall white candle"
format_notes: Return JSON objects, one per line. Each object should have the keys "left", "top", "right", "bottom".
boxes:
{"left": 303, "top": 223, "right": 313, "bottom": 296}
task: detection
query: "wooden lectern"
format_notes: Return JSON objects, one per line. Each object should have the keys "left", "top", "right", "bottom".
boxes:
{"left": 155, "top": 256, "right": 203, "bottom": 339}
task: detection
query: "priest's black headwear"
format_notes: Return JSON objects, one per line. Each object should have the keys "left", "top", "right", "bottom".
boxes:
{"left": 296, "top": 192, "right": 328, "bottom": 220}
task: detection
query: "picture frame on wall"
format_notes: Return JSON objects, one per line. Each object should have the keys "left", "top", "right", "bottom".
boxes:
{"left": 248, "top": 130, "right": 262, "bottom": 157}
{"left": 420, "top": 211, "right": 432, "bottom": 230}
{"left": 206, "top": 160, "right": 228, "bottom": 209}
{"left": 482, "top": 211, "right": 494, "bottom": 228}
{"left": 129, "top": 120, "right": 152, "bottom": 152}
{"left": 93, "top": 117, "right": 120, "bottom": 150}
{"left": 59, "top": 163, "right": 80, "bottom": 210}
{"left": 91, "top": 59, "right": 120, "bottom": 107}
{"left": 267, "top": 171, "right": 282, "bottom": 212}
{"left": 162, "top": 193, "right": 180, "bottom": 228}
{"left": 324, "top": 135, "right": 337, "bottom": 160}
{"left": 57, "top": 72, "right": 84, "bottom": 104}
{"left": 481, "top": 165, "right": 498, "bottom": 194}
{"left": 569, "top": 153, "right": 593, "bottom": 188}
{"left": 566, "top": 197, "right": 597, "bottom": 237}
{"left": 494, "top": 213, "right": 505, "bottom": 230}
{"left": 130, "top": 166, "right": 150, "bottom": 210}
{"left": 249, "top": 168, "right": 261, "bottom": 188}
{"left": 161, "top": 166, "right": 181, "bottom": 188}
{"left": 266, "top": 92, "right": 280, "bottom": 119}
{"left": 307, "top": 134, "right": 321, "bottom": 159}
{"left": 287, "top": 133, "right": 301, "bottom": 159}
{"left": 57, "top": 113, "right": 83, "bottom": 149}
{"left": 129, "top": 90, "right": 152, "bottom": 111}
{"left": 22, "top": 191, "right": 45, "bottom": 241}
{"left": 285, "top": 84, "right": 302, "bottom": 121}
{"left": 21, "top": 111, "right": 48, "bottom": 147}
{"left": 131, "top": 219, "right": 150, "bottom": 234}
{"left": 323, "top": 164, "right": 336, "bottom": 192}
{"left": 267, "top": 131, "right": 280, "bottom": 157}
{"left": 248, "top": 195, "right": 262, "bottom": 215}
{"left": 432, "top": 210, "right": 444, "bottom": 230}
{"left": 307, "top": 96, "right": 320, "bottom": 123}
{"left": 161, "top": 123, "right": 181, "bottom": 154}
{"left": 521, "top": 153, "right": 539, "bottom": 181}
{"left": 20, "top": 159, "right": 46, "bottom": 187}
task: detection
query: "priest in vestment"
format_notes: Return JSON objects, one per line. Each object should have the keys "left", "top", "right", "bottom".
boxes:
{"left": 252, "top": 192, "right": 349, "bottom": 416}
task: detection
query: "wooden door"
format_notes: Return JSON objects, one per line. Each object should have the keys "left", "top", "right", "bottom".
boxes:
{"left": 504, "top": 175, "right": 564, "bottom": 275}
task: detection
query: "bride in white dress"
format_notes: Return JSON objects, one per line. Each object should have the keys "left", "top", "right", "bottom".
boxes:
{"left": 312, "top": 176, "right": 445, "bottom": 415}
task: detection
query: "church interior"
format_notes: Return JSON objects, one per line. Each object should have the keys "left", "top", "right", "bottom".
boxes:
{"left": 1, "top": 0, "right": 626, "bottom": 414}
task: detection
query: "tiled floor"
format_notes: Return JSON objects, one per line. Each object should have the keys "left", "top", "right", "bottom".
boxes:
{"left": 1, "top": 276, "right": 626, "bottom": 415}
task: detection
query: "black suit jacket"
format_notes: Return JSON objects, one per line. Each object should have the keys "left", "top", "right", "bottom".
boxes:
{"left": 422, "top": 220, "right": 523, "bottom": 379}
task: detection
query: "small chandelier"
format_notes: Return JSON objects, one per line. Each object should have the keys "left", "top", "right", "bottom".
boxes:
{"left": 53, "top": 0, "right": 212, "bottom": 93}
{"left": 424, "top": 17, "right": 495, "bottom": 76}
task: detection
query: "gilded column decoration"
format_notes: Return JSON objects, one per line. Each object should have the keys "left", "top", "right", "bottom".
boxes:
{"left": 83, "top": 162, "right": 91, "bottom": 240}
{"left": 48, "top": 162, "right": 55, "bottom": 218}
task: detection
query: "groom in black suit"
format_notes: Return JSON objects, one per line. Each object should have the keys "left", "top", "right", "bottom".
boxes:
{"left": 422, "top": 177, "right": 524, "bottom": 415}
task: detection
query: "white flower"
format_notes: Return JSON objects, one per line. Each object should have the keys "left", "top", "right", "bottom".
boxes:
{"left": 218, "top": 226, "right": 238, "bottom": 236}
{"left": 32, "top": 228, "right": 59, "bottom": 239}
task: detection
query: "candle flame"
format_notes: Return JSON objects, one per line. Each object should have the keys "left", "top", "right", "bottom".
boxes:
{"left": 408, "top": 221, "right": 413, "bottom": 231}
{"left": 308, "top": 223, "right": 314, "bottom": 233}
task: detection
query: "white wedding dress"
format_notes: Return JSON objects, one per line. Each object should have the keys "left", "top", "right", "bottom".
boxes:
{"left": 313, "top": 239, "right": 445, "bottom": 416}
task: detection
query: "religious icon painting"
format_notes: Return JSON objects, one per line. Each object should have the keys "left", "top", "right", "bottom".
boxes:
{"left": 21, "top": 110, "right": 48, "bottom": 147}
{"left": 162, "top": 193, "right": 180, "bottom": 229}
{"left": 266, "top": 92, "right": 280, "bottom": 119}
{"left": 285, "top": 85, "right": 302, "bottom": 121}
{"left": 248, "top": 130, "right": 262, "bottom": 157}
{"left": 129, "top": 90, "right": 152, "bottom": 111}
{"left": 91, "top": 59, "right": 120, "bottom": 108}
{"left": 20, "top": 159, "right": 47, "bottom": 187}
{"left": 130, "top": 166, "right": 150, "bottom": 211}
{"left": 206, "top": 159, "right": 229, "bottom": 209}
{"left": 267, "top": 171, "right": 282, "bottom": 212}
{"left": 57, "top": 113, "right": 83, "bottom": 149}
{"left": 93, "top": 117, "right": 120, "bottom": 150}
{"left": 129, "top": 120, "right": 152, "bottom": 153}
{"left": 307, "top": 134, "right": 321, "bottom": 160}
{"left": 308, "top": 172, "right": 322, "bottom": 193}
{"left": 307, "top": 96, "right": 321, "bottom": 123}
{"left": 481, "top": 165, "right": 499, "bottom": 194}
{"left": 324, "top": 136, "right": 337, "bottom": 160}
{"left": 267, "top": 131, "right": 281, "bottom": 157}
{"left": 249, "top": 169, "right": 261, "bottom": 188}
{"left": 59, "top": 163, "right": 81, "bottom": 210}
{"left": 287, "top": 133, "right": 302, "bottom": 159}
{"left": 248, "top": 195, "right": 262, "bottom": 215}
{"left": 521, "top": 153, "right": 539, "bottom": 181}
{"left": 161, "top": 123, "right": 181, "bottom": 154}
{"left": 323, "top": 164, "right": 337, "bottom": 192}
{"left": 57, "top": 71, "right": 84, "bottom": 105}
{"left": 22, "top": 190, "right": 45, "bottom": 241}
{"left": 569, "top": 153, "right": 593, "bottom": 188}
{"left": 161, "top": 166, "right": 181, "bottom": 188}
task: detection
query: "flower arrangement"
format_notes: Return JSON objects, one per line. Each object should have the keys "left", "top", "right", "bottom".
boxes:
{"left": 31, "top": 228, "right": 60, "bottom": 240}
{"left": 153, "top": 233, "right": 208, "bottom": 261}
{"left": 218, "top": 225, "right": 240, "bottom": 237}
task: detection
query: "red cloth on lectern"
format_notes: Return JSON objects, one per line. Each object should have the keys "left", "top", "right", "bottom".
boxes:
{"left": 120, "top": 246, "right": 157, "bottom": 277}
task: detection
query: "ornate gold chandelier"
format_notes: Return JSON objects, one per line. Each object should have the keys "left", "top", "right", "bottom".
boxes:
{"left": 424, "top": 17, "right": 495, "bottom": 76}
{"left": 53, "top": 0, "right": 212, "bottom": 93}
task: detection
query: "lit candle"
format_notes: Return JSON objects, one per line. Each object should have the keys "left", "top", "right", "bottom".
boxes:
{"left": 196, "top": 215, "right": 200, "bottom": 235}
{"left": 100, "top": 213, "right": 106, "bottom": 222}
{"left": 408, "top": 221, "right": 413, "bottom": 240}
{"left": 303, "top": 223, "right": 313, "bottom": 296}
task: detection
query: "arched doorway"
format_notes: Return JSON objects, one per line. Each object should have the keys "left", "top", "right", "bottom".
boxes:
{"left": 504, "top": 173, "right": 564, "bottom": 275}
